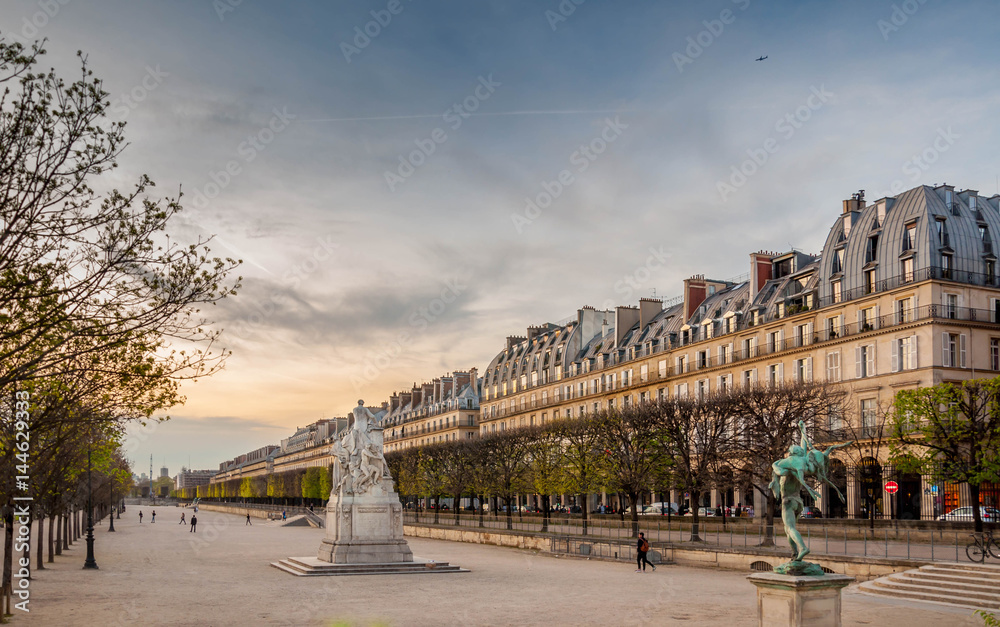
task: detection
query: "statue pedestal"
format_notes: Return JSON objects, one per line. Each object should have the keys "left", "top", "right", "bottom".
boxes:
{"left": 317, "top": 490, "right": 413, "bottom": 564}
{"left": 747, "top": 572, "right": 854, "bottom": 627}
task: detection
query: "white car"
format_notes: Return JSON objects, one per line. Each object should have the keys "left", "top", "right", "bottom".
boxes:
{"left": 640, "top": 502, "right": 679, "bottom": 516}
{"left": 937, "top": 506, "right": 1000, "bottom": 522}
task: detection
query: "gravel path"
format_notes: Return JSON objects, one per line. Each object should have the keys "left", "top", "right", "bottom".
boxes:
{"left": 19, "top": 508, "right": 983, "bottom": 626}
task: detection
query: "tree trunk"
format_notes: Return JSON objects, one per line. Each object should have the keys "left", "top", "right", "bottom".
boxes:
{"left": 970, "top": 483, "right": 983, "bottom": 533}
{"left": 629, "top": 492, "right": 640, "bottom": 538}
{"left": 690, "top": 489, "right": 703, "bottom": 541}
{"left": 48, "top": 515, "right": 56, "bottom": 562}
{"left": 759, "top": 488, "right": 776, "bottom": 547}
{"left": 433, "top": 496, "right": 440, "bottom": 525}
{"left": 580, "top": 493, "right": 589, "bottom": 536}
{"left": 477, "top": 494, "right": 485, "bottom": 528}
{"left": 540, "top": 495, "right": 549, "bottom": 533}
{"left": 36, "top": 515, "right": 44, "bottom": 569}
{"left": 504, "top": 496, "right": 513, "bottom": 530}
{"left": 3, "top": 506, "right": 14, "bottom": 616}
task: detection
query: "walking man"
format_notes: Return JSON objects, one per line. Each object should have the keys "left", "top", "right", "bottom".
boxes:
{"left": 246, "top": 513, "right": 252, "bottom": 526}
{"left": 139, "top": 510, "right": 143, "bottom": 523}
{"left": 190, "top": 514, "right": 198, "bottom": 533}
{"left": 151, "top": 510, "right": 156, "bottom": 523}
{"left": 636, "top": 532, "right": 656, "bottom": 573}
{"left": 179, "top": 512, "right": 186, "bottom": 525}
{"left": 282, "top": 510, "right": 286, "bottom": 521}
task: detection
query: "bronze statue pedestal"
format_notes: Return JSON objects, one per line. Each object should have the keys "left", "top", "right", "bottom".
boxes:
{"left": 747, "top": 572, "right": 854, "bottom": 627}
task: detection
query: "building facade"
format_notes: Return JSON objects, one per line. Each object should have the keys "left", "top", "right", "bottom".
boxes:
{"left": 478, "top": 185, "right": 1000, "bottom": 517}
{"left": 383, "top": 369, "right": 481, "bottom": 453}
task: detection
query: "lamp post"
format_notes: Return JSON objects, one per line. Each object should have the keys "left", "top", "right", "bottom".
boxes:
{"left": 108, "top": 482, "right": 116, "bottom": 532}
{"left": 83, "top": 443, "right": 99, "bottom": 569}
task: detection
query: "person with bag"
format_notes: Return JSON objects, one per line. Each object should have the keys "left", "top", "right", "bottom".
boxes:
{"left": 635, "top": 532, "right": 655, "bottom": 572}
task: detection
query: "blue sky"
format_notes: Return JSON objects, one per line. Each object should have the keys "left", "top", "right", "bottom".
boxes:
{"left": 4, "top": 0, "right": 1000, "bottom": 472}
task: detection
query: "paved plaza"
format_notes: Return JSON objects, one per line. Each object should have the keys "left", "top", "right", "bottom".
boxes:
{"left": 22, "top": 509, "right": 985, "bottom": 626}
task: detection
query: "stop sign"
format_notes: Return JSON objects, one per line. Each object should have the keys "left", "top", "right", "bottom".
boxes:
{"left": 884, "top": 481, "right": 899, "bottom": 494}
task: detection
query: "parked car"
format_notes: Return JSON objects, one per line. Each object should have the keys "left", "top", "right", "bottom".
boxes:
{"left": 684, "top": 507, "right": 716, "bottom": 517}
{"left": 800, "top": 507, "right": 822, "bottom": 519}
{"left": 641, "top": 502, "right": 680, "bottom": 516}
{"left": 937, "top": 506, "right": 1000, "bottom": 522}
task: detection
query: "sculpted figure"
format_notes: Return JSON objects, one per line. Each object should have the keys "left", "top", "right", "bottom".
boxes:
{"left": 330, "top": 400, "right": 388, "bottom": 497}
{"left": 769, "top": 421, "right": 848, "bottom": 572}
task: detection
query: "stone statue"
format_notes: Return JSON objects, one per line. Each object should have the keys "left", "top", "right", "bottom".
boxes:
{"left": 769, "top": 420, "right": 849, "bottom": 576}
{"left": 318, "top": 400, "right": 412, "bottom": 564}
{"left": 330, "top": 400, "right": 392, "bottom": 498}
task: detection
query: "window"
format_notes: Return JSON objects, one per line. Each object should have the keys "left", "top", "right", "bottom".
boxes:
{"left": 901, "top": 257, "right": 914, "bottom": 283}
{"left": 767, "top": 330, "right": 782, "bottom": 353}
{"left": 696, "top": 350, "right": 709, "bottom": 369}
{"left": 831, "top": 248, "right": 844, "bottom": 274}
{"left": 831, "top": 280, "right": 842, "bottom": 304}
{"left": 936, "top": 218, "right": 949, "bottom": 247}
{"left": 866, "top": 234, "right": 879, "bottom": 263}
{"left": 859, "top": 306, "right": 877, "bottom": 331}
{"left": 674, "top": 383, "right": 688, "bottom": 399}
{"left": 860, "top": 399, "right": 877, "bottom": 438}
{"left": 657, "top": 388, "right": 667, "bottom": 401}
{"left": 742, "top": 368, "right": 756, "bottom": 386}
{"left": 826, "top": 351, "right": 841, "bottom": 382}
{"left": 855, "top": 344, "right": 875, "bottom": 378}
{"left": 864, "top": 269, "right": 876, "bottom": 294}
{"left": 658, "top": 360, "right": 667, "bottom": 378}
{"left": 892, "top": 336, "right": 917, "bottom": 371}
{"left": 676, "top": 355, "right": 688, "bottom": 374}
{"left": 742, "top": 336, "right": 756, "bottom": 358}
{"left": 945, "top": 293, "right": 958, "bottom": 319}
{"left": 794, "top": 323, "right": 811, "bottom": 347}
{"left": 640, "top": 364, "right": 648, "bottom": 382}
{"left": 794, "top": 357, "right": 812, "bottom": 382}
{"left": 987, "top": 259, "right": 996, "bottom": 285}
{"left": 942, "top": 333, "right": 967, "bottom": 368}
{"left": 767, "top": 363, "right": 783, "bottom": 386}
{"left": 696, "top": 379, "right": 709, "bottom": 400}
{"left": 825, "top": 315, "right": 842, "bottom": 340}
{"left": 717, "top": 374, "right": 732, "bottom": 392}
{"left": 903, "top": 222, "right": 917, "bottom": 251}
{"left": 639, "top": 391, "right": 648, "bottom": 404}
{"left": 991, "top": 338, "right": 999, "bottom": 371}
{"left": 718, "top": 343, "right": 733, "bottom": 365}
{"left": 895, "top": 297, "right": 914, "bottom": 324}
{"left": 941, "top": 253, "right": 952, "bottom": 280}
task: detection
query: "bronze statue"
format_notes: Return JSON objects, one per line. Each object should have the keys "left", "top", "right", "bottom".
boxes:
{"left": 769, "top": 420, "right": 848, "bottom": 575}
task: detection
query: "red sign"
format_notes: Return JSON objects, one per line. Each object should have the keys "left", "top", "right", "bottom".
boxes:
{"left": 884, "top": 481, "right": 899, "bottom": 494}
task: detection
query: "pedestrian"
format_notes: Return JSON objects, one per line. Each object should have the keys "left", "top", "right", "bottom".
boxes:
{"left": 139, "top": 510, "right": 143, "bottom": 523}
{"left": 635, "top": 532, "right": 655, "bottom": 573}
{"left": 282, "top": 510, "right": 286, "bottom": 521}
{"left": 151, "top": 510, "right": 156, "bottom": 523}
{"left": 190, "top": 514, "right": 198, "bottom": 533}
{"left": 246, "top": 513, "right": 252, "bottom": 526}
{"left": 179, "top": 512, "right": 186, "bottom": 525}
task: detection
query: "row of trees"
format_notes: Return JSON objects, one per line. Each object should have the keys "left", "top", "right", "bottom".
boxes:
{"left": 174, "top": 465, "right": 334, "bottom": 505}
{"left": 0, "top": 33, "right": 240, "bottom": 610}
{"left": 386, "top": 376, "right": 1000, "bottom": 538}
{"left": 388, "top": 380, "right": 845, "bottom": 542}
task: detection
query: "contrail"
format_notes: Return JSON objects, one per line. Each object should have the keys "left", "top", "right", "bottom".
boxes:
{"left": 299, "top": 109, "right": 635, "bottom": 123}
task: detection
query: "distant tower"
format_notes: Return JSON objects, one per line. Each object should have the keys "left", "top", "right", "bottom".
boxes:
{"left": 160, "top": 466, "right": 169, "bottom": 478}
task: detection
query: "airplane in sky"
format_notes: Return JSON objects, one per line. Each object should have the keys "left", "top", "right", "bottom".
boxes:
{"left": 756, "top": 55, "right": 768, "bottom": 61}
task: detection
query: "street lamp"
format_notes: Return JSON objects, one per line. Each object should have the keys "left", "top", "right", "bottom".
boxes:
{"left": 108, "top": 482, "right": 116, "bottom": 532}
{"left": 83, "top": 443, "right": 99, "bottom": 569}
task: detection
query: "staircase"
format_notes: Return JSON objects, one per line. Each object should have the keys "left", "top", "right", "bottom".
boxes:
{"left": 859, "top": 562, "right": 1000, "bottom": 610}
{"left": 271, "top": 556, "right": 467, "bottom": 577}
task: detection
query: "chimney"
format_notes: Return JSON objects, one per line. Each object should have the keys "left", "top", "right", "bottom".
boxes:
{"left": 749, "top": 251, "right": 773, "bottom": 300}
{"left": 638, "top": 298, "right": 662, "bottom": 331}
{"left": 601, "top": 317, "right": 609, "bottom": 340}
{"left": 421, "top": 382, "right": 434, "bottom": 405}
{"left": 432, "top": 377, "right": 441, "bottom": 403}
{"left": 527, "top": 325, "right": 544, "bottom": 343}
{"left": 615, "top": 306, "right": 639, "bottom": 348}
{"left": 390, "top": 393, "right": 400, "bottom": 412}
{"left": 506, "top": 335, "right": 525, "bottom": 351}
{"left": 410, "top": 385, "right": 422, "bottom": 408}
{"left": 399, "top": 391, "right": 412, "bottom": 409}
{"left": 441, "top": 376, "right": 454, "bottom": 400}
{"left": 841, "top": 190, "right": 865, "bottom": 238}
{"left": 454, "top": 371, "right": 471, "bottom": 395}
{"left": 683, "top": 275, "right": 708, "bottom": 320}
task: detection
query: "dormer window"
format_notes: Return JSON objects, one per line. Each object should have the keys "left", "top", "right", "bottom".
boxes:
{"left": 981, "top": 225, "right": 993, "bottom": 254}
{"left": 902, "top": 222, "right": 917, "bottom": 252}
{"left": 936, "top": 218, "right": 950, "bottom": 248}
{"left": 831, "top": 248, "right": 844, "bottom": 274}
{"left": 865, "top": 234, "right": 879, "bottom": 264}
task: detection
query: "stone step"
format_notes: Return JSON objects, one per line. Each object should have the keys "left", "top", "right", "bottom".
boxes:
{"left": 858, "top": 580, "right": 1000, "bottom": 611}
{"left": 922, "top": 562, "right": 1000, "bottom": 576}
{"left": 865, "top": 577, "right": 1000, "bottom": 607}
{"left": 271, "top": 558, "right": 467, "bottom": 577}
{"left": 904, "top": 570, "right": 1000, "bottom": 588}
{"left": 892, "top": 573, "right": 1000, "bottom": 595}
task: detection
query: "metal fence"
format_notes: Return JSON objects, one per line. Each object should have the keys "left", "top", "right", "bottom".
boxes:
{"left": 403, "top": 511, "right": 997, "bottom": 564}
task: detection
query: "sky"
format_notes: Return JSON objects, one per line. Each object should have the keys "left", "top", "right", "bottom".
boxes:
{"left": 4, "top": 0, "right": 1000, "bottom": 474}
